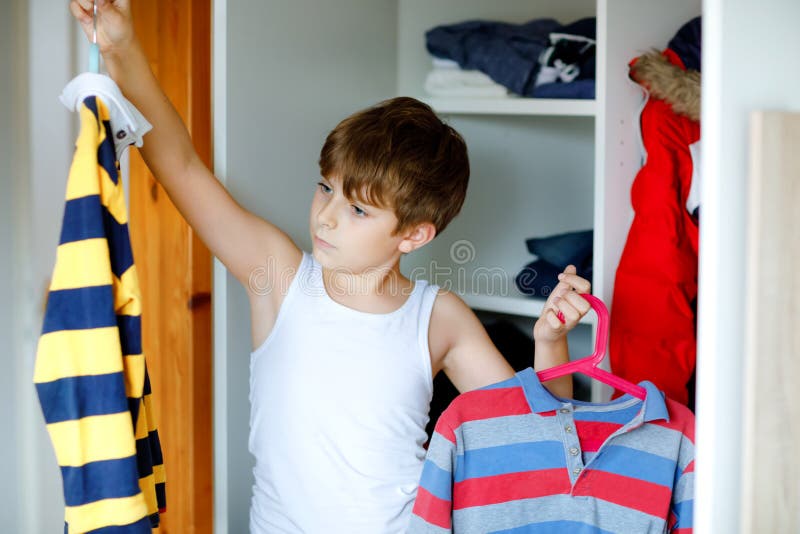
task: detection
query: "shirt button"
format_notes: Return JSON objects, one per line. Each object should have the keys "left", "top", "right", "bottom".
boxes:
{"left": 570, "top": 447, "right": 579, "bottom": 456}
{"left": 573, "top": 467, "right": 582, "bottom": 475}
{"left": 565, "top": 425, "right": 573, "bottom": 433}
{"left": 560, "top": 408, "right": 570, "bottom": 414}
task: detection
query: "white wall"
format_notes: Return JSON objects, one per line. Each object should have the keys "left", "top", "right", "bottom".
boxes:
{"left": 695, "top": 0, "right": 800, "bottom": 531}
{"left": 0, "top": 1, "right": 81, "bottom": 531}
{"left": 219, "top": 1, "right": 399, "bottom": 531}
{"left": 0, "top": 1, "right": 24, "bottom": 527}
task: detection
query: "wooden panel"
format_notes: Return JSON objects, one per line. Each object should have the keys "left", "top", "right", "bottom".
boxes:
{"left": 128, "top": 0, "right": 213, "bottom": 532}
{"left": 741, "top": 111, "right": 800, "bottom": 533}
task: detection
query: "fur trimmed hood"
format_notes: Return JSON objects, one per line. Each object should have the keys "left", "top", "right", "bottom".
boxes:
{"left": 629, "top": 49, "right": 701, "bottom": 121}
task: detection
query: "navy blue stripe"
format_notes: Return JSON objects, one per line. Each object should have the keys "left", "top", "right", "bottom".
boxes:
{"left": 61, "top": 456, "right": 141, "bottom": 507}
{"left": 128, "top": 397, "right": 140, "bottom": 429}
{"left": 98, "top": 120, "right": 118, "bottom": 184}
{"left": 148, "top": 430, "right": 164, "bottom": 466}
{"left": 155, "top": 481, "right": 167, "bottom": 510}
{"left": 84, "top": 95, "right": 99, "bottom": 120}
{"left": 60, "top": 195, "right": 105, "bottom": 244}
{"left": 42, "top": 286, "right": 116, "bottom": 334}
{"left": 106, "top": 219, "right": 134, "bottom": 279}
{"left": 148, "top": 511, "right": 161, "bottom": 528}
{"left": 118, "top": 315, "right": 141, "bottom": 356}
{"left": 58, "top": 194, "right": 135, "bottom": 278}
{"left": 83, "top": 96, "right": 120, "bottom": 186}
{"left": 142, "top": 368, "right": 151, "bottom": 395}
{"left": 135, "top": 433, "right": 155, "bottom": 478}
{"left": 134, "top": 430, "right": 165, "bottom": 481}
{"left": 36, "top": 373, "right": 129, "bottom": 424}
{"left": 83, "top": 515, "right": 152, "bottom": 533}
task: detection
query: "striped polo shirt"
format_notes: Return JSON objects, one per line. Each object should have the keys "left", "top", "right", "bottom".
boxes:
{"left": 33, "top": 96, "right": 165, "bottom": 533}
{"left": 409, "top": 368, "right": 694, "bottom": 533}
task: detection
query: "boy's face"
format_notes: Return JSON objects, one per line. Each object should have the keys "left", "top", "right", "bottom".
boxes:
{"left": 309, "top": 176, "right": 408, "bottom": 274}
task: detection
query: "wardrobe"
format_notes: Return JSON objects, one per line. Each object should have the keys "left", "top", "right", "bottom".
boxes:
{"left": 212, "top": 0, "right": 798, "bottom": 532}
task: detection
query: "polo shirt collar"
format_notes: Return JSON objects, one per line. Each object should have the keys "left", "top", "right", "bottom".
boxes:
{"left": 515, "top": 367, "right": 670, "bottom": 423}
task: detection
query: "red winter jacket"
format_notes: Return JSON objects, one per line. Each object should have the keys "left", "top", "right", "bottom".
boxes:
{"left": 610, "top": 49, "right": 700, "bottom": 406}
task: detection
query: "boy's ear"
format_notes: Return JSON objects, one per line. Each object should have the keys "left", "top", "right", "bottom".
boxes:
{"left": 398, "top": 222, "right": 436, "bottom": 254}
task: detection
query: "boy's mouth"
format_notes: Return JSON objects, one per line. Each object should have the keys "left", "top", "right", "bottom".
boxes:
{"left": 314, "top": 235, "right": 335, "bottom": 249}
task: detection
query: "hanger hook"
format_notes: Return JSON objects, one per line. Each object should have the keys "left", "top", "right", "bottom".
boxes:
{"left": 92, "top": 1, "right": 97, "bottom": 45}
{"left": 88, "top": 0, "right": 100, "bottom": 73}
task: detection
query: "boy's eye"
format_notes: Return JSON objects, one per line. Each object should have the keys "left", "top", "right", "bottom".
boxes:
{"left": 352, "top": 205, "right": 367, "bottom": 217}
{"left": 317, "top": 182, "right": 332, "bottom": 194}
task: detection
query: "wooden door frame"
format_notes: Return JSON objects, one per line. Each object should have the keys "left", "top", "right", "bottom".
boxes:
{"left": 128, "top": 0, "right": 213, "bottom": 531}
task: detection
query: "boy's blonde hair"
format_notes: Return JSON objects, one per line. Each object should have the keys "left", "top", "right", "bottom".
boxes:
{"left": 319, "top": 97, "right": 469, "bottom": 236}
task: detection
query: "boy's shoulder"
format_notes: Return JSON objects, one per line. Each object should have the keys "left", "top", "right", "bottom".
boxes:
{"left": 426, "top": 288, "right": 472, "bottom": 347}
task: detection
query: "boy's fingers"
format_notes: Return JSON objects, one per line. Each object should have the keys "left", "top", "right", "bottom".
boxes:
{"left": 563, "top": 291, "right": 591, "bottom": 316}
{"left": 556, "top": 272, "right": 591, "bottom": 294}
{"left": 544, "top": 309, "right": 564, "bottom": 330}
{"left": 556, "top": 298, "right": 580, "bottom": 324}
{"left": 69, "top": 1, "right": 93, "bottom": 27}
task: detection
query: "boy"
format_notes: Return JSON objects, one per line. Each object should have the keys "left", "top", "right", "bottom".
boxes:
{"left": 70, "top": 1, "right": 592, "bottom": 532}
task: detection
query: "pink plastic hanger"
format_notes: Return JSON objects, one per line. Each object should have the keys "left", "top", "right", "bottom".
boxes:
{"left": 537, "top": 294, "right": 647, "bottom": 400}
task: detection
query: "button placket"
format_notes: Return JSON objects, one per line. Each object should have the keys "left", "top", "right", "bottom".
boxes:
{"left": 557, "top": 403, "right": 584, "bottom": 487}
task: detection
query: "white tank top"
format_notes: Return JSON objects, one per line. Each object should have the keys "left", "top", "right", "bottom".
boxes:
{"left": 249, "top": 252, "right": 438, "bottom": 533}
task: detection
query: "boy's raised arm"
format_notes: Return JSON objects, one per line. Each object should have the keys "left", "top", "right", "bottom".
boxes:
{"left": 436, "top": 266, "right": 590, "bottom": 399}
{"left": 69, "top": 0, "right": 300, "bottom": 294}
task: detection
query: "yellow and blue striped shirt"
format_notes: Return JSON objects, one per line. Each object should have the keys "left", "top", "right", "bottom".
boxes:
{"left": 34, "top": 96, "right": 166, "bottom": 533}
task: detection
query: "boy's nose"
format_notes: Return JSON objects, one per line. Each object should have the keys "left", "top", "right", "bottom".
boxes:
{"left": 317, "top": 203, "right": 337, "bottom": 229}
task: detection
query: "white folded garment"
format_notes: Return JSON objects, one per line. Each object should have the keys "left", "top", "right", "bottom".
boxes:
{"left": 60, "top": 72, "right": 152, "bottom": 160}
{"left": 424, "top": 68, "right": 509, "bottom": 98}
{"left": 431, "top": 57, "right": 461, "bottom": 70}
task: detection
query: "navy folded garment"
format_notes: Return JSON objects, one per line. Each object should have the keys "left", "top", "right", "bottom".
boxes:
{"left": 559, "top": 16, "right": 596, "bottom": 40}
{"left": 425, "top": 18, "right": 561, "bottom": 96}
{"left": 516, "top": 229, "right": 593, "bottom": 297}
{"left": 515, "top": 259, "right": 593, "bottom": 297}
{"left": 532, "top": 79, "right": 595, "bottom": 99}
{"left": 526, "top": 229, "right": 593, "bottom": 267}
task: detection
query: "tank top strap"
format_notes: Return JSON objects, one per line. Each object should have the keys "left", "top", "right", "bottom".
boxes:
{"left": 414, "top": 281, "right": 440, "bottom": 388}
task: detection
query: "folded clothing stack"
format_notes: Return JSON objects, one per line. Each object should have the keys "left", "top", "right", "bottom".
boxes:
{"left": 515, "top": 229, "right": 593, "bottom": 297}
{"left": 424, "top": 57, "right": 509, "bottom": 98}
{"left": 425, "top": 17, "right": 596, "bottom": 99}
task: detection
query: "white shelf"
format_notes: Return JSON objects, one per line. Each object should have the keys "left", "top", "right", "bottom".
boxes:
{"left": 422, "top": 97, "right": 596, "bottom": 117}
{"left": 461, "top": 291, "right": 596, "bottom": 324}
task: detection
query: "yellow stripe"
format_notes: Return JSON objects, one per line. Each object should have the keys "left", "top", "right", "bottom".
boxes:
{"left": 46, "top": 413, "right": 136, "bottom": 466}
{"left": 134, "top": 399, "right": 149, "bottom": 440}
{"left": 142, "top": 392, "right": 159, "bottom": 432}
{"left": 49, "top": 239, "right": 113, "bottom": 291}
{"left": 123, "top": 354, "right": 145, "bottom": 398}
{"left": 101, "top": 170, "right": 129, "bottom": 225}
{"left": 138, "top": 473, "right": 158, "bottom": 515}
{"left": 153, "top": 463, "right": 166, "bottom": 485}
{"left": 34, "top": 328, "right": 123, "bottom": 383}
{"left": 65, "top": 494, "right": 147, "bottom": 534}
{"left": 114, "top": 266, "right": 142, "bottom": 316}
{"left": 65, "top": 106, "right": 102, "bottom": 200}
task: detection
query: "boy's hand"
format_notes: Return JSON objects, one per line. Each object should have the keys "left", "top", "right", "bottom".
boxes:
{"left": 69, "top": 0, "right": 135, "bottom": 55}
{"left": 533, "top": 265, "right": 592, "bottom": 344}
